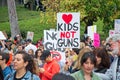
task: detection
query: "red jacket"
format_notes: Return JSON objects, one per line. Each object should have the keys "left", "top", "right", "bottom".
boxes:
{"left": 39, "top": 60, "right": 60, "bottom": 80}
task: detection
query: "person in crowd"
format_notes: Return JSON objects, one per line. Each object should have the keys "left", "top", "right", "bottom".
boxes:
{"left": 63, "top": 48, "right": 73, "bottom": 74}
{"left": 4, "top": 51, "right": 40, "bottom": 80}
{"left": 93, "top": 47, "right": 110, "bottom": 73}
{"left": 0, "top": 67, "right": 4, "bottom": 80}
{"left": 36, "top": 38, "right": 43, "bottom": 49}
{"left": 71, "top": 47, "right": 92, "bottom": 73}
{"left": 65, "top": 48, "right": 80, "bottom": 73}
{"left": 105, "top": 43, "right": 114, "bottom": 63}
{"left": 2, "top": 39, "right": 13, "bottom": 53}
{"left": 35, "top": 49, "right": 43, "bottom": 67}
{"left": 0, "top": 52, "right": 12, "bottom": 78}
{"left": 14, "top": 35, "right": 23, "bottom": 44}
{"left": 39, "top": 50, "right": 60, "bottom": 80}
{"left": 84, "top": 36, "right": 94, "bottom": 49}
{"left": 15, "top": 44, "right": 24, "bottom": 52}
{"left": 25, "top": 39, "right": 37, "bottom": 54}
{"left": 0, "top": 40, "right": 5, "bottom": 52}
{"left": 71, "top": 52, "right": 101, "bottom": 80}
{"left": 52, "top": 73, "right": 75, "bottom": 80}
{"left": 96, "top": 34, "right": 120, "bottom": 80}
{"left": 71, "top": 48, "right": 80, "bottom": 62}
{"left": 28, "top": 49, "right": 35, "bottom": 58}
{"left": 35, "top": 0, "right": 46, "bottom": 12}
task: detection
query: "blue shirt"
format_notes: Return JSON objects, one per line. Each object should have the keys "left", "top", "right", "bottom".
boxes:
{"left": 3, "top": 66, "right": 12, "bottom": 78}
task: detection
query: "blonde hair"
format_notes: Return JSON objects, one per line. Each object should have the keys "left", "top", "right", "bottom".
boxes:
{"left": 72, "top": 47, "right": 92, "bottom": 70}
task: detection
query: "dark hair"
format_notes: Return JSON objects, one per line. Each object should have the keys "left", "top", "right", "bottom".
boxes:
{"left": 72, "top": 48, "right": 80, "bottom": 55}
{"left": 15, "top": 51, "right": 38, "bottom": 75}
{"left": 35, "top": 49, "right": 42, "bottom": 58}
{"left": 0, "top": 67, "right": 4, "bottom": 80}
{"left": 0, "top": 52, "right": 10, "bottom": 64}
{"left": 85, "top": 36, "right": 90, "bottom": 41}
{"left": 93, "top": 47, "right": 110, "bottom": 68}
{"left": 40, "top": 50, "right": 51, "bottom": 60}
{"left": 81, "top": 52, "right": 96, "bottom": 66}
{"left": 52, "top": 73, "right": 75, "bottom": 80}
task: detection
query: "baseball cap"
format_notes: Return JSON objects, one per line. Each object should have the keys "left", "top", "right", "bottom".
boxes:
{"left": 40, "top": 50, "right": 51, "bottom": 60}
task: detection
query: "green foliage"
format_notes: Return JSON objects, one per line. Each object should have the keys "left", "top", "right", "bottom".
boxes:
{"left": 0, "top": 5, "right": 51, "bottom": 42}
{"left": 1, "top": 0, "right": 120, "bottom": 42}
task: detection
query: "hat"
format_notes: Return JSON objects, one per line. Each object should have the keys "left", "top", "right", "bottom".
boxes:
{"left": 40, "top": 50, "right": 51, "bottom": 60}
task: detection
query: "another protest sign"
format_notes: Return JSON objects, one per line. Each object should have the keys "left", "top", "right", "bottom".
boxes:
{"left": 57, "top": 13, "right": 80, "bottom": 48}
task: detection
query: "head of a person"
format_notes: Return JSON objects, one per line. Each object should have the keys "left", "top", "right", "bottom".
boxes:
{"left": 81, "top": 52, "right": 96, "bottom": 74}
{"left": 106, "top": 34, "right": 120, "bottom": 56}
{"left": 0, "top": 52, "right": 10, "bottom": 66}
{"left": 73, "top": 47, "right": 92, "bottom": 70}
{"left": 40, "top": 50, "right": 52, "bottom": 62}
{"left": 35, "top": 49, "right": 42, "bottom": 58}
{"left": 72, "top": 48, "right": 80, "bottom": 55}
{"left": 13, "top": 51, "right": 38, "bottom": 74}
{"left": 93, "top": 47, "right": 110, "bottom": 68}
{"left": 28, "top": 49, "right": 34, "bottom": 55}
{"left": 65, "top": 48, "right": 71, "bottom": 58}
{"left": 52, "top": 73, "right": 75, "bottom": 80}
{"left": 17, "top": 44, "right": 24, "bottom": 51}
{"left": 85, "top": 36, "right": 91, "bottom": 44}
{"left": 26, "top": 39, "right": 32, "bottom": 45}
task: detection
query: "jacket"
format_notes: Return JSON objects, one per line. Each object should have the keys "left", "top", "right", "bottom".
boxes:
{"left": 39, "top": 59, "right": 60, "bottom": 80}
{"left": 4, "top": 71, "right": 40, "bottom": 80}
{"left": 71, "top": 69, "right": 101, "bottom": 80}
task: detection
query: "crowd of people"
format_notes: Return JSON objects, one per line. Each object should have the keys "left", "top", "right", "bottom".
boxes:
{"left": 18, "top": 0, "right": 46, "bottom": 11}
{"left": 0, "top": 34, "right": 120, "bottom": 80}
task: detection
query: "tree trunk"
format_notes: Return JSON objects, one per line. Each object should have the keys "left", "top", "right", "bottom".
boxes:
{"left": 7, "top": 0, "right": 21, "bottom": 39}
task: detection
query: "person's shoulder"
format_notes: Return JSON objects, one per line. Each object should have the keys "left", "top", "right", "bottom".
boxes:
{"left": 25, "top": 71, "right": 40, "bottom": 80}
{"left": 71, "top": 70, "right": 82, "bottom": 80}
{"left": 93, "top": 73, "right": 102, "bottom": 80}
{"left": 4, "top": 71, "right": 15, "bottom": 80}
{"left": 71, "top": 70, "right": 81, "bottom": 77}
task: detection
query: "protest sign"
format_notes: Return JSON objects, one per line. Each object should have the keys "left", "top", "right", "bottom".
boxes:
{"left": 26, "top": 31, "right": 34, "bottom": 41}
{"left": 51, "top": 51, "right": 65, "bottom": 62}
{"left": 0, "top": 31, "right": 6, "bottom": 40}
{"left": 57, "top": 13, "right": 80, "bottom": 48}
{"left": 114, "top": 19, "right": 120, "bottom": 33}
{"left": 44, "top": 30, "right": 65, "bottom": 62}
{"left": 87, "top": 25, "right": 97, "bottom": 40}
{"left": 109, "top": 30, "right": 115, "bottom": 37}
{"left": 93, "top": 33, "right": 100, "bottom": 48}
{"left": 44, "top": 30, "right": 57, "bottom": 50}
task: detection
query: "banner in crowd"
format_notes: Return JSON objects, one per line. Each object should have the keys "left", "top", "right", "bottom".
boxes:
{"left": 26, "top": 31, "right": 34, "bottom": 41}
{"left": 51, "top": 51, "right": 66, "bottom": 62}
{"left": 114, "top": 19, "right": 120, "bottom": 33}
{"left": 93, "top": 33, "right": 100, "bottom": 48}
{"left": 44, "top": 30, "right": 65, "bottom": 62}
{"left": 44, "top": 30, "right": 57, "bottom": 50}
{"left": 57, "top": 13, "right": 80, "bottom": 48}
{"left": 109, "top": 30, "right": 115, "bottom": 37}
{"left": 87, "top": 25, "right": 97, "bottom": 40}
{"left": 0, "top": 31, "right": 6, "bottom": 40}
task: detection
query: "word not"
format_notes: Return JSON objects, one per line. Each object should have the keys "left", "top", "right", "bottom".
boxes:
{"left": 60, "top": 31, "right": 76, "bottom": 38}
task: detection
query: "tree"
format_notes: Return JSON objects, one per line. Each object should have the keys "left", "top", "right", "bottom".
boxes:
{"left": 7, "top": 0, "right": 20, "bottom": 38}
{"left": 42, "top": 0, "right": 120, "bottom": 36}
{"left": 81, "top": 0, "right": 120, "bottom": 34}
